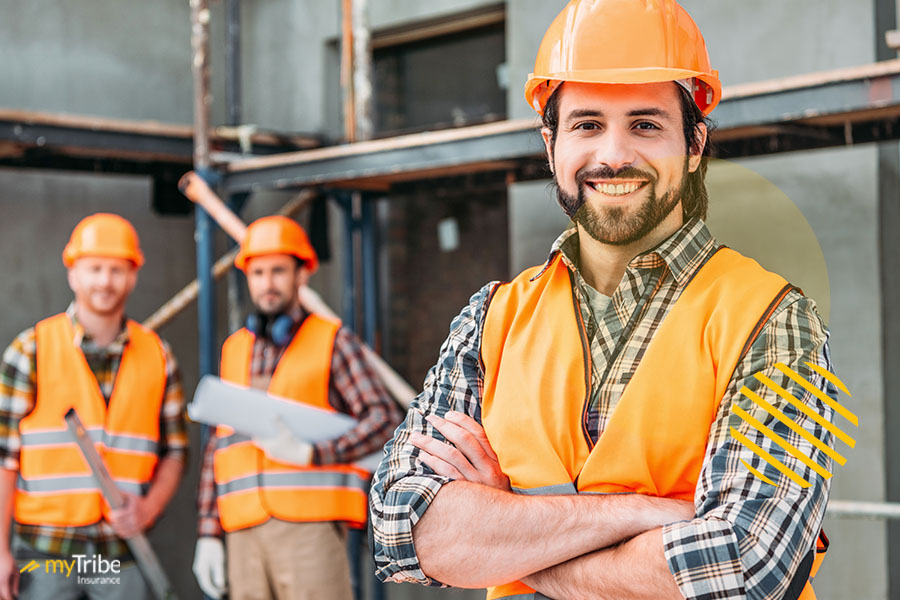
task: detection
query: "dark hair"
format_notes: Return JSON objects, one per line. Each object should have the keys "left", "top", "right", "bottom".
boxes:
{"left": 541, "top": 82, "right": 713, "bottom": 221}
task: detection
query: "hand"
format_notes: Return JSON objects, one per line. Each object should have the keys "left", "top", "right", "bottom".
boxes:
{"left": 193, "top": 537, "right": 227, "bottom": 599}
{"left": 0, "top": 550, "right": 18, "bottom": 600}
{"left": 107, "top": 491, "right": 154, "bottom": 539}
{"left": 253, "top": 417, "right": 314, "bottom": 466}
{"left": 409, "top": 411, "right": 510, "bottom": 491}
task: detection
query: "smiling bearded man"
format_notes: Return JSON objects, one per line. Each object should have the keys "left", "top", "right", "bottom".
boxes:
{"left": 370, "top": 1, "right": 836, "bottom": 600}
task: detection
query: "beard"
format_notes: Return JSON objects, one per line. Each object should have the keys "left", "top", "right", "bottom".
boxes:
{"left": 251, "top": 290, "right": 294, "bottom": 316}
{"left": 555, "top": 162, "right": 688, "bottom": 247}
{"left": 81, "top": 288, "right": 129, "bottom": 317}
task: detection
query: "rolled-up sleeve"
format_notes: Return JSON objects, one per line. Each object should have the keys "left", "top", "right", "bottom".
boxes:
{"left": 370, "top": 283, "right": 496, "bottom": 586}
{"left": 663, "top": 293, "right": 838, "bottom": 600}
{"left": 0, "top": 329, "right": 38, "bottom": 471}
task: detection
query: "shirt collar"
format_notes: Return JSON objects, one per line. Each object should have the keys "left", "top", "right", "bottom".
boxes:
{"left": 66, "top": 302, "right": 130, "bottom": 349}
{"left": 288, "top": 304, "right": 306, "bottom": 327}
{"left": 538, "top": 217, "right": 716, "bottom": 286}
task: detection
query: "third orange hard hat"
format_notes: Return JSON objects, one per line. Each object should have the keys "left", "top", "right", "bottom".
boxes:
{"left": 234, "top": 216, "right": 319, "bottom": 273}
{"left": 62, "top": 213, "right": 144, "bottom": 268}
{"left": 525, "top": 0, "right": 722, "bottom": 116}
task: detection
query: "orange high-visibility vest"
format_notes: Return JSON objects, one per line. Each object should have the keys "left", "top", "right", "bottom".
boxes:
{"left": 480, "top": 249, "right": 825, "bottom": 600}
{"left": 213, "top": 314, "right": 370, "bottom": 532}
{"left": 16, "top": 313, "right": 165, "bottom": 527}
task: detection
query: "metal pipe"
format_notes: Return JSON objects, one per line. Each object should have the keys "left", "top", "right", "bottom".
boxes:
{"left": 827, "top": 500, "right": 900, "bottom": 520}
{"left": 351, "top": 0, "right": 374, "bottom": 141}
{"left": 225, "top": 193, "right": 249, "bottom": 334}
{"left": 341, "top": 0, "right": 356, "bottom": 142}
{"left": 190, "top": 0, "right": 216, "bottom": 377}
{"left": 340, "top": 193, "right": 358, "bottom": 332}
{"left": 224, "top": 0, "right": 245, "bottom": 335}
{"left": 225, "top": 0, "right": 242, "bottom": 128}
{"left": 195, "top": 210, "right": 217, "bottom": 378}
{"left": 361, "top": 196, "right": 378, "bottom": 347}
{"left": 190, "top": 0, "right": 212, "bottom": 170}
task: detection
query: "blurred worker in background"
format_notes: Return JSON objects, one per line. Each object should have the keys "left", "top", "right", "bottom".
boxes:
{"left": 192, "top": 215, "right": 402, "bottom": 600}
{"left": 371, "top": 1, "right": 836, "bottom": 599}
{"left": 0, "top": 213, "right": 187, "bottom": 600}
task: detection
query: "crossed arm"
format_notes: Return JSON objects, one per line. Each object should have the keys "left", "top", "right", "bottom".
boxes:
{"left": 410, "top": 412, "right": 688, "bottom": 597}
{"left": 370, "top": 285, "right": 836, "bottom": 599}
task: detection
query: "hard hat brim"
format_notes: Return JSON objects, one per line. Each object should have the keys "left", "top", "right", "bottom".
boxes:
{"left": 526, "top": 68, "right": 722, "bottom": 116}
{"left": 62, "top": 248, "right": 144, "bottom": 269}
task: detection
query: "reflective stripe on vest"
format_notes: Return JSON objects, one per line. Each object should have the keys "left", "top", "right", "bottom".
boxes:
{"left": 480, "top": 249, "right": 813, "bottom": 600}
{"left": 16, "top": 314, "right": 165, "bottom": 527}
{"left": 20, "top": 429, "right": 158, "bottom": 455}
{"left": 214, "top": 314, "right": 371, "bottom": 532}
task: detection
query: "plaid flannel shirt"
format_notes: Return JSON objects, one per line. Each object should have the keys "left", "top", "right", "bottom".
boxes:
{"left": 370, "top": 218, "right": 838, "bottom": 600}
{"left": 0, "top": 303, "right": 187, "bottom": 559}
{"left": 196, "top": 308, "right": 403, "bottom": 537}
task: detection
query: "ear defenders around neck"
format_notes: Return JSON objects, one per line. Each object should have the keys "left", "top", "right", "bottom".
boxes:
{"left": 246, "top": 312, "right": 295, "bottom": 346}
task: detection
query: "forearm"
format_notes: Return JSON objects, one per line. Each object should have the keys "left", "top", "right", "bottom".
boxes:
{"left": 413, "top": 481, "right": 683, "bottom": 588}
{"left": 0, "top": 470, "right": 16, "bottom": 554}
{"left": 524, "top": 528, "right": 683, "bottom": 600}
{"left": 197, "top": 434, "right": 223, "bottom": 536}
{"left": 143, "top": 456, "right": 184, "bottom": 521}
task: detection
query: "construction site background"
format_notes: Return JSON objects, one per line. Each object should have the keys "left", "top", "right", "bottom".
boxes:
{"left": 0, "top": 0, "right": 896, "bottom": 598}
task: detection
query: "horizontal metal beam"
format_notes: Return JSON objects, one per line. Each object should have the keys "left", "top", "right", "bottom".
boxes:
{"left": 222, "top": 59, "right": 900, "bottom": 193}
{"left": 225, "top": 119, "right": 544, "bottom": 193}
{"left": 827, "top": 500, "right": 900, "bottom": 520}
{"left": 0, "top": 109, "right": 320, "bottom": 170}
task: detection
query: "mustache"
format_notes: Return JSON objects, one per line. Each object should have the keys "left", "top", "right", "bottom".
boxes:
{"left": 575, "top": 165, "right": 655, "bottom": 185}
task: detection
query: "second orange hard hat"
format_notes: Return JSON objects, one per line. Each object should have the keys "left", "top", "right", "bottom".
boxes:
{"left": 62, "top": 213, "right": 144, "bottom": 268}
{"left": 234, "top": 216, "right": 319, "bottom": 273}
{"left": 525, "top": 0, "right": 722, "bottom": 116}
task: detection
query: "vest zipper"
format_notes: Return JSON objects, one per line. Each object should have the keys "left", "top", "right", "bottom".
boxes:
{"left": 568, "top": 270, "right": 595, "bottom": 451}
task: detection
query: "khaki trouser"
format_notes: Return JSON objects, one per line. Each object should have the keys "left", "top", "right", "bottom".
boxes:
{"left": 225, "top": 518, "right": 353, "bottom": 600}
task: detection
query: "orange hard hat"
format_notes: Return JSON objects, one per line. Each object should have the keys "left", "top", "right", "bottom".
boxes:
{"left": 525, "top": 0, "right": 722, "bottom": 116}
{"left": 62, "top": 213, "right": 144, "bottom": 268}
{"left": 234, "top": 216, "right": 319, "bottom": 273}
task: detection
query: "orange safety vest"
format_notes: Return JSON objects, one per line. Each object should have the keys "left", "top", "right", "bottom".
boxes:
{"left": 213, "top": 314, "right": 370, "bottom": 532}
{"left": 480, "top": 249, "right": 826, "bottom": 600}
{"left": 16, "top": 313, "right": 165, "bottom": 527}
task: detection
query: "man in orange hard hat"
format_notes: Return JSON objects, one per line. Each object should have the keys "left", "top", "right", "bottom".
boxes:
{"left": 0, "top": 214, "right": 188, "bottom": 600}
{"left": 192, "top": 216, "right": 402, "bottom": 600}
{"left": 372, "top": 1, "right": 836, "bottom": 599}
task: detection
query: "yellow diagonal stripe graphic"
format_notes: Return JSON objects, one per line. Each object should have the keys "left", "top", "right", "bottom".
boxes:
{"left": 774, "top": 363, "right": 858, "bottom": 426}
{"left": 741, "top": 385, "right": 846, "bottom": 466}
{"left": 754, "top": 373, "right": 856, "bottom": 448}
{"left": 740, "top": 459, "right": 779, "bottom": 487}
{"left": 730, "top": 427, "right": 811, "bottom": 488}
{"left": 805, "top": 361, "right": 851, "bottom": 396}
{"left": 19, "top": 560, "right": 39, "bottom": 574}
{"left": 732, "top": 404, "right": 832, "bottom": 480}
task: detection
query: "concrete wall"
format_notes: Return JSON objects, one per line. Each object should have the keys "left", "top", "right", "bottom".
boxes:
{"left": 710, "top": 148, "right": 887, "bottom": 600}
{"left": 0, "top": 0, "right": 227, "bottom": 124}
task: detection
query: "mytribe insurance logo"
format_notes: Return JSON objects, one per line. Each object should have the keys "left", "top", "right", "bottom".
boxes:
{"left": 19, "top": 554, "right": 122, "bottom": 585}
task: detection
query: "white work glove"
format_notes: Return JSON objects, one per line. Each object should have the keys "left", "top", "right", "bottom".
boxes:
{"left": 253, "top": 417, "right": 314, "bottom": 466}
{"left": 192, "top": 537, "right": 226, "bottom": 599}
